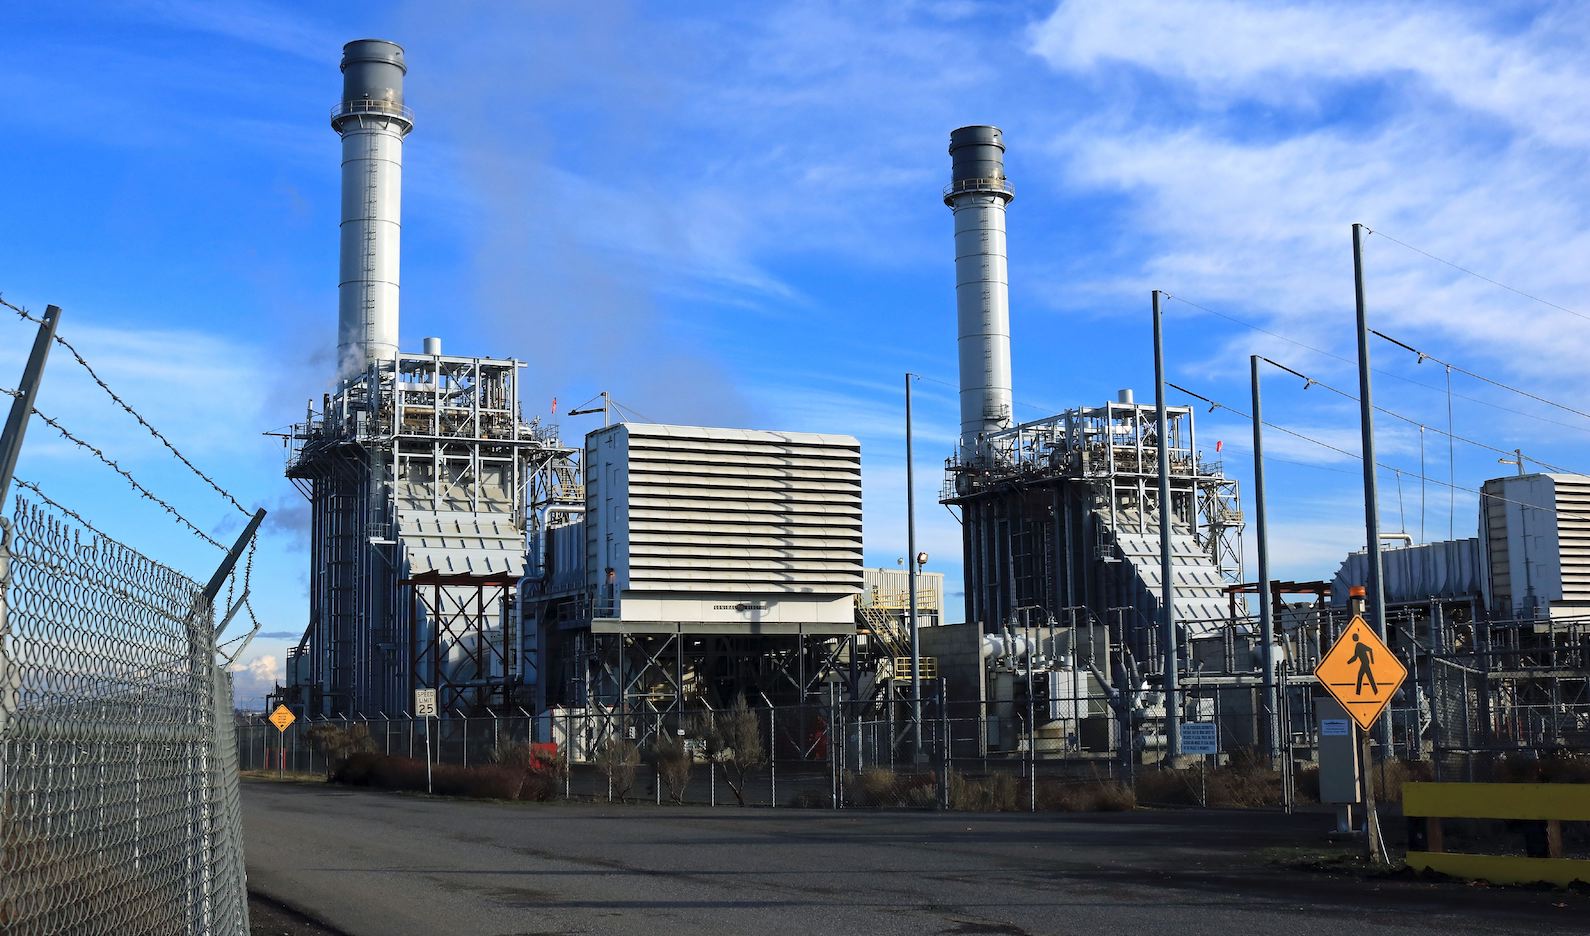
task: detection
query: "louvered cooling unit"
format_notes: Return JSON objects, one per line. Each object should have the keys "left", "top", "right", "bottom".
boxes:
{"left": 583, "top": 423, "right": 863, "bottom": 632}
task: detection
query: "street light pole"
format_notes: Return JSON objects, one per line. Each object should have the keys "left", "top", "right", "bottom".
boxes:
{"left": 905, "top": 373, "right": 923, "bottom": 762}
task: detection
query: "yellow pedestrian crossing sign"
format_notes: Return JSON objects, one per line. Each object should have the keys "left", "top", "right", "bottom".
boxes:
{"left": 268, "top": 704, "right": 296, "bottom": 733}
{"left": 1315, "top": 615, "right": 1406, "bottom": 732}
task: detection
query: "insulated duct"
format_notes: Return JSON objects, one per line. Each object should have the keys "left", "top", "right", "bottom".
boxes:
{"left": 945, "top": 125, "right": 1015, "bottom": 464}
{"left": 332, "top": 39, "right": 413, "bottom": 378}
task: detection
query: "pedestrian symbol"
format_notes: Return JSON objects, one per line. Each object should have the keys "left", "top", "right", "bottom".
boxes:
{"left": 1315, "top": 615, "right": 1406, "bottom": 731}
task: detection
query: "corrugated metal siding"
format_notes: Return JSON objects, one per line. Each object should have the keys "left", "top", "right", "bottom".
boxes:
{"left": 1482, "top": 478, "right": 1513, "bottom": 611}
{"left": 1112, "top": 527, "right": 1230, "bottom": 636}
{"left": 1555, "top": 476, "right": 1590, "bottom": 603}
{"left": 601, "top": 424, "right": 863, "bottom": 594}
{"left": 1331, "top": 538, "right": 1483, "bottom": 606}
{"left": 398, "top": 508, "right": 525, "bottom": 577}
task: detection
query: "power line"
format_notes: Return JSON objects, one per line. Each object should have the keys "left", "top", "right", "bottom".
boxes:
{"left": 1254, "top": 357, "right": 1582, "bottom": 475}
{"left": 1167, "top": 381, "right": 1590, "bottom": 526}
{"left": 1371, "top": 328, "right": 1590, "bottom": 424}
{"left": 1162, "top": 293, "right": 1590, "bottom": 436}
{"left": 1365, "top": 228, "right": 1590, "bottom": 325}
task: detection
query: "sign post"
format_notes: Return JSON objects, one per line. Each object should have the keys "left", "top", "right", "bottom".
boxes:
{"left": 268, "top": 705, "right": 296, "bottom": 779}
{"left": 1315, "top": 611, "right": 1406, "bottom": 863}
{"left": 415, "top": 689, "right": 437, "bottom": 794}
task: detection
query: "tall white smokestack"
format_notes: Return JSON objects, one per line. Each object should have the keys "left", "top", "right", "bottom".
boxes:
{"left": 332, "top": 39, "right": 413, "bottom": 378}
{"left": 945, "top": 125, "right": 1014, "bottom": 464}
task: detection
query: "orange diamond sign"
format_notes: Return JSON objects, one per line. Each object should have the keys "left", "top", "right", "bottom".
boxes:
{"left": 268, "top": 704, "right": 296, "bottom": 734}
{"left": 1315, "top": 615, "right": 1407, "bottom": 731}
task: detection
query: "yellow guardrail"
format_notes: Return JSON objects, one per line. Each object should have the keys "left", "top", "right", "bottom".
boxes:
{"left": 1404, "top": 782, "right": 1590, "bottom": 886}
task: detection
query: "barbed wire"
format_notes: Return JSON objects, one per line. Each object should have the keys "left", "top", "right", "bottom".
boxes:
{"left": 0, "top": 293, "right": 251, "bottom": 517}
{"left": 1, "top": 385, "right": 226, "bottom": 550}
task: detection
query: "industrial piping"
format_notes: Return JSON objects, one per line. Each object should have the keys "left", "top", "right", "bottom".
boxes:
{"left": 333, "top": 39, "right": 413, "bottom": 378}
{"left": 945, "top": 126, "right": 1015, "bottom": 464}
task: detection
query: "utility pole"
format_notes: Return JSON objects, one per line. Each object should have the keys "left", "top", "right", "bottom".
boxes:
{"left": 1152, "top": 290, "right": 1179, "bottom": 761}
{"left": 905, "top": 373, "right": 923, "bottom": 762}
{"left": 1250, "top": 355, "right": 1279, "bottom": 761}
{"left": 1352, "top": 223, "right": 1393, "bottom": 750}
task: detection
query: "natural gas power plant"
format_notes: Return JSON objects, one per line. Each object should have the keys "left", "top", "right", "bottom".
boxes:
{"left": 275, "top": 40, "right": 1588, "bottom": 779}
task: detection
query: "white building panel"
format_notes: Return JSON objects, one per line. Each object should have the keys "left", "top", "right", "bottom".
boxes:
{"left": 584, "top": 423, "right": 863, "bottom": 629}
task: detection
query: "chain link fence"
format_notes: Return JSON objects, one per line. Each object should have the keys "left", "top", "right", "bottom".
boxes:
{"left": 0, "top": 498, "right": 249, "bottom": 935}
{"left": 237, "top": 684, "right": 1300, "bottom": 812}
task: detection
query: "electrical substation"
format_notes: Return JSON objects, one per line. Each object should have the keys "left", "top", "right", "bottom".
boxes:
{"left": 272, "top": 39, "right": 1589, "bottom": 784}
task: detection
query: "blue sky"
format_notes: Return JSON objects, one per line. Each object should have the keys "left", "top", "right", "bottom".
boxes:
{"left": 4, "top": 1, "right": 1590, "bottom": 705}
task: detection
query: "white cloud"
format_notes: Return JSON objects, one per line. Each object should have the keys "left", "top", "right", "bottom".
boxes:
{"left": 1031, "top": 1, "right": 1590, "bottom": 146}
{"left": 228, "top": 653, "right": 281, "bottom": 709}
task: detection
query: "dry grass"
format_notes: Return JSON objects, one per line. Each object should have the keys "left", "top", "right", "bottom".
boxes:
{"left": 848, "top": 767, "right": 938, "bottom": 809}
{"left": 1493, "top": 751, "right": 1590, "bottom": 784}
{"left": 948, "top": 771, "right": 1020, "bottom": 812}
{"left": 1036, "top": 778, "right": 1137, "bottom": 812}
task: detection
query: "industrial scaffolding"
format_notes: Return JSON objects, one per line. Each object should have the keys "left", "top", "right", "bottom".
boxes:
{"left": 282, "top": 351, "right": 572, "bottom": 716}
{"left": 943, "top": 393, "right": 1243, "bottom": 662}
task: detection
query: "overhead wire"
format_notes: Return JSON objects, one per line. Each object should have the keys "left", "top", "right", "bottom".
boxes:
{"left": 1253, "top": 357, "right": 1583, "bottom": 475}
{"left": 1370, "top": 328, "right": 1590, "bottom": 424}
{"left": 1365, "top": 228, "right": 1590, "bottom": 325}
{"left": 1162, "top": 293, "right": 1590, "bottom": 436}
{"left": 1166, "top": 382, "right": 1590, "bottom": 527}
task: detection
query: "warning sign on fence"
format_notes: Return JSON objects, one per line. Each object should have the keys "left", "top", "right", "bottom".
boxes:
{"left": 268, "top": 704, "right": 296, "bottom": 733}
{"left": 1314, "top": 615, "right": 1406, "bottom": 732}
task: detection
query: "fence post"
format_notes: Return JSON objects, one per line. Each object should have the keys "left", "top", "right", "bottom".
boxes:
{"left": 0, "top": 520, "right": 12, "bottom": 744}
{"left": 769, "top": 707, "right": 777, "bottom": 808}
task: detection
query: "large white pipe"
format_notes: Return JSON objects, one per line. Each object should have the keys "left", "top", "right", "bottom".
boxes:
{"left": 333, "top": 39, "right": 413, "bottom": 379}
{"left": 945, "top": 126, "right": 1014, "bottom": 464}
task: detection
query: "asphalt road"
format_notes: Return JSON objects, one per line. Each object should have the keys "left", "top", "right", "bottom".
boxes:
{"left": 243, "top": 781, "right": 1587, "bottom": 936}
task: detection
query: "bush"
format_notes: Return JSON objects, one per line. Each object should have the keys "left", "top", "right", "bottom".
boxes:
{"left": 331, "top": 751, "right": 383, "bottom": 786}
{"left": 329, "top": 753, "right": 559, "bottom": 802}
{"left": 702, "top": 695, "right": 765, "bottom": 806}
{"left": 594, "top": 737, "right": 641, "bottom": 802}
{"left": 650, "top": 731, "right": 692, "bottom": 805}
{"left": 1370, "top": 757, "right": 1432, "bottom": 802}
{"left": 305, "top": 722, "right": 378, "bottom": 778}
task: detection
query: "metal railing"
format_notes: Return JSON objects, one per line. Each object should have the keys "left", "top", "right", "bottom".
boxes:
{"left": 330, "top": 99, "right": 415, "bottom": 126}
{"left": 942, "top": 177, "right": 1015, "bottom": 200}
